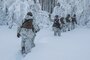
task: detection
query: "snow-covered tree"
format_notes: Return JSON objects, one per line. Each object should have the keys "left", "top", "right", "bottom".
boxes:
{"left": 51, "top": 0, "right": 90, "bottom": 26}
{"left": 0, "top": 0, "right": 90, "bottom": 28}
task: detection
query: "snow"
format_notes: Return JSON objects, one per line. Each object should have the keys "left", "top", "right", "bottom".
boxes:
{"left": 0, "top": 26, "right": 90, "bottom": 60}
{"left": 0, "top": 26, "right": 21, "bottom": 60}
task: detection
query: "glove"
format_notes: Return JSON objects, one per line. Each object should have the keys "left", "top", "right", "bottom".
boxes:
{"left": 35, "top": 29, "right": 40, "bottom": 33}
{"left": 35, "top": 31, "right": 38, "bottom": 33}
{"left": 17, "top": 33, "right": 21, "bottom": 38}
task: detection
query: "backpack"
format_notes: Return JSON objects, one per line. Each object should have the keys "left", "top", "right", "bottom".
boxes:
{"left": 60, "top": 17, "right": 65, "bottom": 24}
{"left": 66, "top": 16, "right": 71, "bottom": 22}
{"left": 71, "top": 17, "right": 77, "bottom": 24}
{"left": 21, "top": 19, "right": 33, "bottom": 29}
{"left": 53, "top": 19, "right": 60, "bottom": 28}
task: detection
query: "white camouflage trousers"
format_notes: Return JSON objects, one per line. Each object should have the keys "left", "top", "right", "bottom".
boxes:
{"left": 20, "top": 28, "right": 35, "bottom": 54}
{"left": 53, "top": 27, "right": 61, "bottom": 36}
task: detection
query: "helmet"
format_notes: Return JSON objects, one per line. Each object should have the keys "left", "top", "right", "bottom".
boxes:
{"left": 60, "top": 17, "right": 64, "bottom": 20}
{"left": 27, "top": 12, "right": 33, "bottom": 16}
{"left": 67, "top": 14, "right": 70, "bottom": 17}
{"left": 73, "top": 14, "right": 76, "bottom": 17}
{"left": 55, "top": 15, "right": 59, "bottom": 18}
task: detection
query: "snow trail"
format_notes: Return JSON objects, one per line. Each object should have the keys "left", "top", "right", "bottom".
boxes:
{"left": 0, "top": 26, "right": 90, "bottom": 60}
{"left": 24, "top": 27, "right": 90, "bottom": 60}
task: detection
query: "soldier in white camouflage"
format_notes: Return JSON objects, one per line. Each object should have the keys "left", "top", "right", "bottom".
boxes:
{"left": 53, "top": 15, "right": 62, "bottom": 36}
{"left": 65, "top": 14, "right": 72, "bottom": 31}
{"left": 71, "top": 14, "right": 77, "bottom": 30}
{"left": 17, "top": 12, "right": 40, "bottom": 54}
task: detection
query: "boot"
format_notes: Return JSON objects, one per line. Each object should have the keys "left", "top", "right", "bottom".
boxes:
{"left": 21, "top": 47, "right": 25, "bottom": 54}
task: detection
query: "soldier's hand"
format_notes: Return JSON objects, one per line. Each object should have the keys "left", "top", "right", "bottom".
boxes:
{"left": 35, "top": 29, "right": 40, "bottom": 33}
{"left": 17, "top": 33, "right": 20, "bottom": 38}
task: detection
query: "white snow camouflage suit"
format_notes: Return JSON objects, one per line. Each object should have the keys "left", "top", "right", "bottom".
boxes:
{"left": 17, "top": 15, "right": 39, "bottom": 54}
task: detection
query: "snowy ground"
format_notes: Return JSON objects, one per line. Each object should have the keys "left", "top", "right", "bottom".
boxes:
{"left": 0, "top": 26, "right": 90, "bottom": 60}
